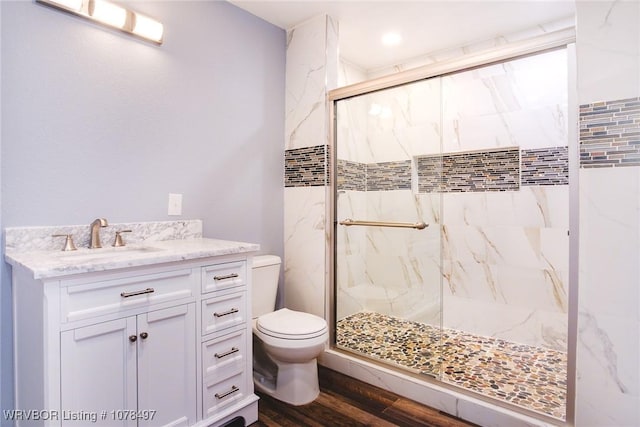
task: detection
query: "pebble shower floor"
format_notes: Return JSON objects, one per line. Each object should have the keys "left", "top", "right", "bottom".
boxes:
{"left": 336, "top": 311, "right": 567, "bottom": 420}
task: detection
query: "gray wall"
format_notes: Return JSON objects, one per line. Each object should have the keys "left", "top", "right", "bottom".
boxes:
{"left": 0, "top": 0, "right": 285, "bottom": 420}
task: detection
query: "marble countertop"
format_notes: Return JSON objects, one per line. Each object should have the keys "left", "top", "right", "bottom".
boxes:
{"left": 5, "top": 238, "right": 260, "bottom": 280}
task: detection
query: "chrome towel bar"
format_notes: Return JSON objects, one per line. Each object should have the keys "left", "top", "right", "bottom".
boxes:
{"left": 339, "top": 218, "right": 428, "bottom": 230}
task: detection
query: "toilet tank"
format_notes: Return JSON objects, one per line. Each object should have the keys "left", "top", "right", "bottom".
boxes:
{"left": 251, "top": 255, "right": 281, "bottom": 318}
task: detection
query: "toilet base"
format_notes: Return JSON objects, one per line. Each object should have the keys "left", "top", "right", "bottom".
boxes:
{"left": 253, "top": 359, "right": 320, "bottom": 406}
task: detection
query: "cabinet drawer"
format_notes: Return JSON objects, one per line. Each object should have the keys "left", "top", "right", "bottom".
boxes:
{"left": 203, "top": 371, "right": 247, "bottom": 419}
{"left": 201, "top": 292, "right": 247, "bottom": 336}
{"left": 61, "top": 269, "right": 196, "bottom": 323}
{"left": 202, "top": 329, "right": 247, "bottom": 381}
{"left": 201, "top": 261, "right": 246, "bottom": 294}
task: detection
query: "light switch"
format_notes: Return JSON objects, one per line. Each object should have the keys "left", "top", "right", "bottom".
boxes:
{"left": 168, "top": 193, "right": 182, "bottom": 216}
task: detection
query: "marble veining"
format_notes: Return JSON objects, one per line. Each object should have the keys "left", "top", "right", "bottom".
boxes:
{"left": 285, "top": 15, "right": 335, "bottom": 151}
{"left": 5, "top": 237, "right": 260, "bottom": 280}
{"left": 579, "top": 310, "right": 631, "bottom": 394}
{"left": 5, "top": 219, "right": 203, "bottom": 252}
{"left": 4, "top": 219, "right": 260, "bottom": 279}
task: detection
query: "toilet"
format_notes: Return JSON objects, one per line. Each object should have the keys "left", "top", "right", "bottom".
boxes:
{"left": 251, "top": 255, "right": 328, "bottom": 406}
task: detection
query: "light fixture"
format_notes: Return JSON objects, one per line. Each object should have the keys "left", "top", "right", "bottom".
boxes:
{"left": 37, "top": 0, "right": 164, "bottom": 44}
{"left": 381, "top": 32, "right": 402, "bottom": 47}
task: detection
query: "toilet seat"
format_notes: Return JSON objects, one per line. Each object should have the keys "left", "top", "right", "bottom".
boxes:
{"left": 257, "top": 308, "right": 327, "bottom": 340}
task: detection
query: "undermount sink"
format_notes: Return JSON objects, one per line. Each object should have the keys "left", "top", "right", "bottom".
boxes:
{"left": 53, "top": 245, "right": 165, "bottom": 262}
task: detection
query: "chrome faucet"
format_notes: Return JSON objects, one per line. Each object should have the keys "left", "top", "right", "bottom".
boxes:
{"left": 89, "top": 218, "right": 109, "bottom": 249}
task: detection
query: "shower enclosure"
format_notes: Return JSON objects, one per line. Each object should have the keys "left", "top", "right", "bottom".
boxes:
{"left": 332, "top": 46, "right": 572, "bottom": 421}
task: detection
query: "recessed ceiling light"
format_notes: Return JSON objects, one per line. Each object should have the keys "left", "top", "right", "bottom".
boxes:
{"left": 381, "top": 32, "right": 402, "bottom": 46}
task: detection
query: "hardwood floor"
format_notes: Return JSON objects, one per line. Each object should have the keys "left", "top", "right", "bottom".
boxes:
{"left": 251, "top": 366, "right": 477, "bottom": 427}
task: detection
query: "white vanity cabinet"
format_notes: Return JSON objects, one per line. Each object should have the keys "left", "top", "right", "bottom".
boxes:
{"left": 60, "top": 303, "right": 196, "bottom": 427}
{"left": 199, "top": 261, "right": 250, "bottom": 419}
{"left": 9, "top": 243, "right": 258, "bottom": 427}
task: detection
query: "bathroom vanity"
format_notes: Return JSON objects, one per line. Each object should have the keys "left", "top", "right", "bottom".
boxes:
{"left": 5, "top": 222, "right": 259, "bottom": 427}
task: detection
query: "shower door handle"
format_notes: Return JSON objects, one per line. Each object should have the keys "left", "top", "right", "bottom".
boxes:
{"left": 339, "top": 218, "right": 428, "bottom": 230}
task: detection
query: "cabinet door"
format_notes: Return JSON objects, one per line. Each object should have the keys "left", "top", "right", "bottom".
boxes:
{"left": 137, "top": 304, "right": 196, "bottom": 427}
{"left": 61, "top": 318, "right": 137, "bottom": 427}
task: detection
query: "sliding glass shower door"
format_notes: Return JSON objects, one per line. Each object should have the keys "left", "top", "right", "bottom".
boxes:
{"left": 333, "top": 78, "right": 444, "bottom": 377}
{"left": 332, "top": 47, "right": 570, "bottom": 421}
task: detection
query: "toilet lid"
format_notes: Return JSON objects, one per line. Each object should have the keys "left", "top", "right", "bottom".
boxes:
{"left": 257, "top": 308, "right": 327, "bottom": 339}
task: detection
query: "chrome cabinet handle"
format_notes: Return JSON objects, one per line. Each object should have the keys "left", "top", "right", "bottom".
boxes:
{"left": 215, "top": 385, "right": 239, "bottom": 400}
{"left": 120, "top": 288, "right": 155, "bottom": 298}
{"left": 214, "top": 347, "right": 239, "bottom": 359}
{"left": 213, "top": 308, "right": 239, "bottom": 318}
{"left": 213, "top": 273, "right": 239, "bottom": 281}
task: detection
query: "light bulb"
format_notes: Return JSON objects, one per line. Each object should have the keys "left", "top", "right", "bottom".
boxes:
{"left": 381, "top": 32, "right": 402, "bottom": 46}
{"left": 132, "top": 12, "right": 164, "bottom": 43}
{"left": 90, "top": 0, "right": 127, "bottom": 28}
{"left": 49, "top": 0, "right": 83, "bottom": 12}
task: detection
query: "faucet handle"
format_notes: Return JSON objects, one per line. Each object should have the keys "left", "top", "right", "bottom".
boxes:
{"left": 52, "top": 234, "right": 77, "bottom": 252}
{"left": 112, "top": 230, "right": 132, "bottom": 247}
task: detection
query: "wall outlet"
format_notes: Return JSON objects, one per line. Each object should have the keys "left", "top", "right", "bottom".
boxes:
{"left": 168, "top": 193, "right": 182, "bottom": 216}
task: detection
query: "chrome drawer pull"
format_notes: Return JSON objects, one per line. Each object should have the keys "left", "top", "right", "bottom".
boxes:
{"left": 215, "top": 347, "right": 239, "bottom": 359}
{"left": 215, "top": 385, "right": 239, "bottom": 400}
{"left": 213, "top": 273, "right": 239, "bottom": 281}
{"left": 213, "top": 308, "right": 239, "bottom": 318}
{"left": 120, "top": 288, "right": 155, "bottom": 298}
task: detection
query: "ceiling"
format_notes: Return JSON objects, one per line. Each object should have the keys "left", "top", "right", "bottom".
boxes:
{"left": 228, "top": 0, "right": 576, "bottom": 71}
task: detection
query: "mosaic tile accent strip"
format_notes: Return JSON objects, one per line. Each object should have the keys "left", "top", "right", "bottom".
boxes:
{"left": 580, "top": 97, "right": 640, "bottom": 168}
{"left": 521, "top": 147, "right": 569, "bottom": 185}
{"left": 416, "top": 148, "right": 520, "bottom": 193}
{"left": 285, "top": 145, "right": 327, "bottom": 187}
{"left": 336, "top": 159, "right": 412, "bottom": 191}
{"left": 336, "top": 311, "right": 567, "bottom": 420}
{"left": 415, "top": 155, "right": 443, "bottom": 193}
{"left": 336, "top": 146, "right": 568, "bottom": 192}
{"left": 367, "top": 161, "right": 412, "bottom": 191}
{"left": 337, "top": 159, "right": 366, "bottom": 191}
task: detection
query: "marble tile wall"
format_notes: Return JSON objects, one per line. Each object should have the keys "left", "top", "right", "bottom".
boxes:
{"left": 441, "top": 49, "right": 568, "bottom": 154}
{"left": 335, "top": 189, "right": 442, "bottom": 325}
{"left": 283, "top": 15, "right": 338, "bottom": 318}
{"left": 575, "top": 1, "right": 640, "bottom": 425}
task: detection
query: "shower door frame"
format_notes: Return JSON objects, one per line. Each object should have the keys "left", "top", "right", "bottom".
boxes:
{"left": 327, "top": 27, "right": 578, "bottom": 426}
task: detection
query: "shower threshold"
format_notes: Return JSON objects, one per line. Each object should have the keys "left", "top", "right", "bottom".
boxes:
{"left": 336, "top": 311, "right": 566, "bottom": 420}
